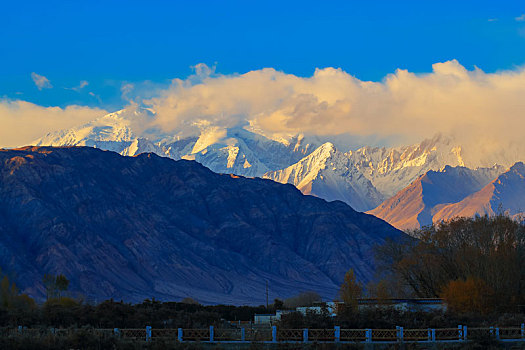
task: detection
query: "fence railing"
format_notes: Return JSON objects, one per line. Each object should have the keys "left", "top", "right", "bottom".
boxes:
{"left": 5, "top": 324, "right": 525, "bottom": 343}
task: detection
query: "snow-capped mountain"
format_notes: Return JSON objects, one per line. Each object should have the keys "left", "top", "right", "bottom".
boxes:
{"left": 368, "top": 165, "right": 504, "bottom": 230}
{"left": 34, "top": 108, "right": 164, "bottom": 156}
{"left": 263, "top": 135, "right": 488, "bottom": 211}
{"left": 32, "top": 107, "right": 522, "bottom": 215}
{"left": 347, "top": 135, "right": 469, "bottom": 198}
{"left": 177, "top": 127, "right": 320, "bottom": 177}
{"left": 33, "top": 108, "right": 320, "bottom": 178}
{"left": 263, "top": 142, "right": 384, "bottom": 212}
{"left": 433, "top": 162, "right": 525, "bottom": 223}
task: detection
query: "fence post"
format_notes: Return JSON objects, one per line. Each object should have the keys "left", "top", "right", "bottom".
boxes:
{"left": 458, "top": 325, "right": 462, "bottom": 341}
{"left": 495, "top": 327, "right": 500, "bottom": 340}
{"left": 272, "top": 326, "right": 277, "bottom": 342}
{"left": 18, "top": 326, "right": 22, "bottom": 334}
{"left": 521, "top": 323, "right": 524, "bottom": 338}
{"left": 432, "top": 329, "right": 436, "bottom": 342}
{"left": 209, "top": 326, "right": 214, "bottom": 342}
{"left": 113, "top": 328, "right": 120, "bottom": 337}
{"left": 427, "top": 328, "right": 432, "bottom": 341}
{"left": 241, "top": 327, "right": 245, "bottom": 342}
{"left": 366, "top": 329, "right": 372, "bottom": 343}
{"left": 490, "top": 326, "right": 494, "bottom": 337}
{"left": 303, "top": 328, "right": 308, "bottom": 343}
{"left": 334, "top": 326, "right": 340, "bottom": 342}
{"left": 177, "top": 328, "right": 183, "bottom": 342}
{"left": 396, "top": 326, "right": 403, "bottom": 342}
{"left": 146, "top": 326, "right": 152, "bottom": 342}
{"left": 463, "top": 326, "right": 467, "bottom": 341}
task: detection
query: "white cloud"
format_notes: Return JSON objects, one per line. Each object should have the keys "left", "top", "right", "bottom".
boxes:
{"left": 192, "top": 63, "right": 215, "bottom": 79}
{"left": 68, "top": 80, "right": 89, "bottom": 92}
{"left": 515, "top": 14, "right": 525, "bottom": 21}
{"left": 31, "top": 72, "right": 52, "bottom": 90}
{"left": 121, "top": 83, "right": 135, "bottom": 102}
{"left": 6, "top": 61, "right": 525, "bottom": 167}
{"left": 0, "top": 100, "right": 106, "bottom": 148}
{"left": 144, "top": 61, "right": 525, "bottom": 166}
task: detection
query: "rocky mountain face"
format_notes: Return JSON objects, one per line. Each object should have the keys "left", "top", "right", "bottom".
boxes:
{"left": 433, "top": 162, "right": 525, "bottom": 223}
{"left": 34, "top": 108, "right": 495, "bottom": 212}
{"left": 368, "top": 165, "right": 504, "bottom": 230}
{"left": 0, "top": 146, "right": 403, "bottom": 304}
{"left": 346, "top": 135, "right": 471, "bottom": 199}
{"left": 263, "top": 143, "right": 384, "bottom": 212}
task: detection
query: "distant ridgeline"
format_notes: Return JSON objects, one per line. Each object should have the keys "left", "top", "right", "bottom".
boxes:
{"left": 0, "top": 146, "right": 403, "bottom": 304}
{"left": 32, "top": 108, "right": 524, "bottom": 217}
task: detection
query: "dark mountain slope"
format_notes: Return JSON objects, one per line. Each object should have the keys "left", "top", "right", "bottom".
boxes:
{"left": 368, "top": 166, "right": 501, "bottom": 230}
{"left": 0, "top": 146, "right": 403, "bottom": 304}
{"left": 434, "top": 162, "right": 525, "bottom": 222}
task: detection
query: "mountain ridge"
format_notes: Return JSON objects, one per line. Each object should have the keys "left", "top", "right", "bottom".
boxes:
{"left": 263, "top": 143, "right": 384, "bottom": 212}
{"left": 33, "top": 108, "right": 510, "bottom": 212}
{"left": 433, "top": 162, "right": 525, "bottom": 223}
{"left": 368, "top": 165, "right": 504, "bottom": 230}
{"left": 0, "top": 146, "right": 403, "bottom": 304}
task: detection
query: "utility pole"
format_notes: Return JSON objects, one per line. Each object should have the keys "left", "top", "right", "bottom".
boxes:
{"left": 265, "top": 281, "right": 269, "bottom": 309}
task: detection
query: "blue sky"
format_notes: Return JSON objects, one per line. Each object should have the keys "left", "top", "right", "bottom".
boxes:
{"left": 1, "top": 0, "right": 525, "bottom": 111}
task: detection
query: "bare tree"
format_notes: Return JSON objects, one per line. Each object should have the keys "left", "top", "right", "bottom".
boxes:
{"left": 375, "top": 214, "right": 525, "bottom": 313}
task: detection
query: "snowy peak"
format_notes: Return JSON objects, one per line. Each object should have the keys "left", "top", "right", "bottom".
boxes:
{"left": 348, "top": 135, "right": 468, "bottom": 198}
{"left": 263, "top": 142, "right": 336, "bottom": 189}
{"left": 122, "top": 138, "right": 163, "bottom": 157}
{"left": 313, "top": 141, "right": 337, "bottom": 158}
{"left": 28, "top": 108, "right": 522, "bottom": 219}
{"left": 32, "top": 107, "right": 157, "bottom": 155}
{"left": 264, "top": 142, "right": 384, "bottom": 212}
{"left": 191, "top": 126, "right": 227, "bottom": 154}
{"left": 32, "top": 108, "right": 320, "bottom": 178}
{"left": 183, "top": 127, "right": 321, "bottom": 177}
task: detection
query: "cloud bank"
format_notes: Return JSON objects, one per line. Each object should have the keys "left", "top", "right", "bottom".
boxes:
{"left": 146, "top": 60, "right": 525, "bottom": 164}
{"left": 0, "top": 100, "right": 106, "bottom": 148}
{"left": 4, "top": 60, "right": 525, "bottom": 165}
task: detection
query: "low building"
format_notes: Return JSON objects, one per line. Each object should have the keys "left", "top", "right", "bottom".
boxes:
{"left": 296, "top": 302, "right": 338, "bottom": 316}
{"left": 295, "top": 299, "right": 445, "bottom": 316}
{"left": 357, "top": 298, "right": 445, "bottom": 312}
{"left": 256, "top": 299, "right": 445, "bottom": 324}
{"left": 253, "top": 314, "right": 276, "bottom": 325}
{"left": 253, "top": 310, "right": 293, "bottom": 325}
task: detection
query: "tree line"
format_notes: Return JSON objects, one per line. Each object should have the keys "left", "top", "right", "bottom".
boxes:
{"left": 280, "top": 215, "right": 525, "bottom": 329}
{"left": 372, "top": 214, "right": 525, "bottom": 314}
